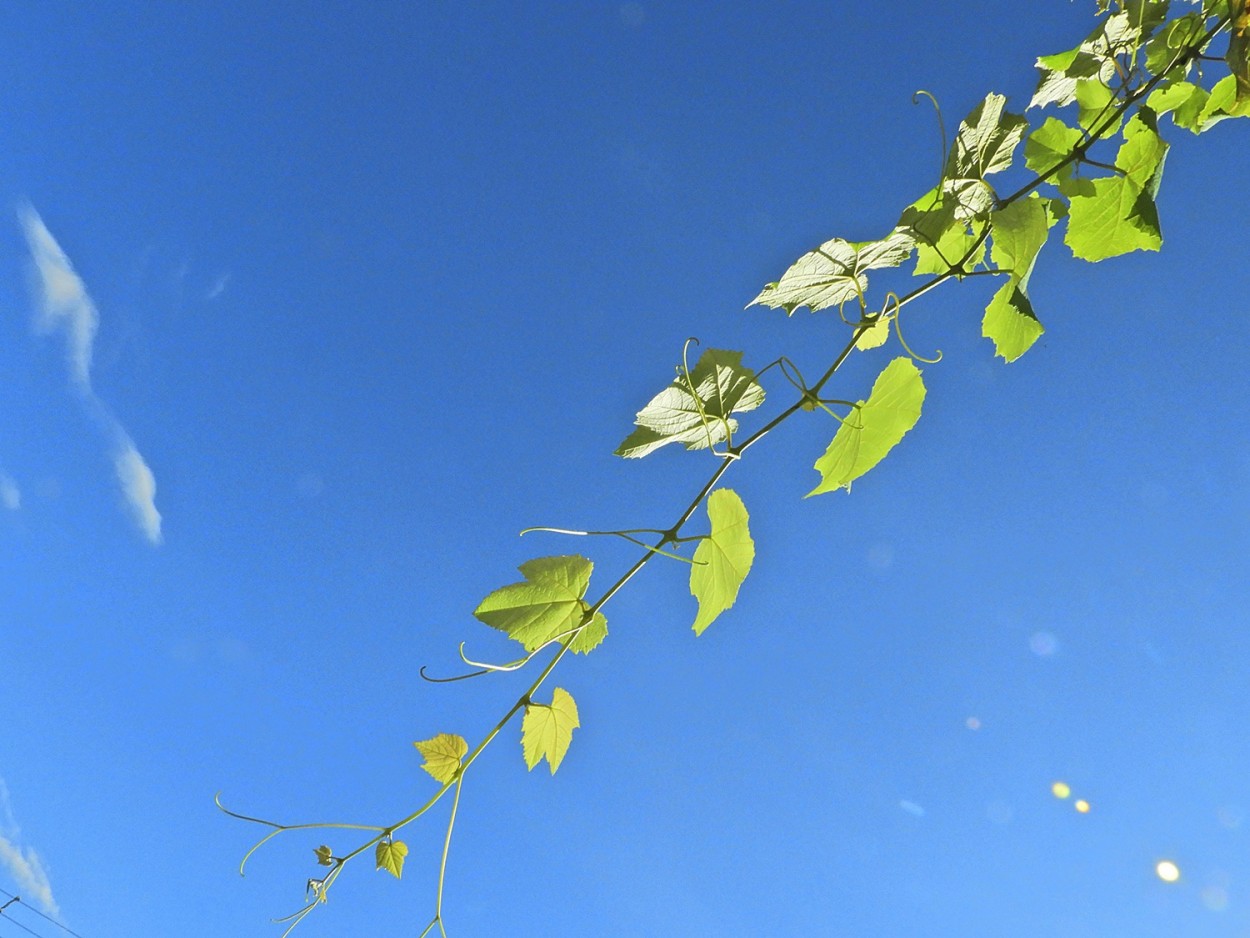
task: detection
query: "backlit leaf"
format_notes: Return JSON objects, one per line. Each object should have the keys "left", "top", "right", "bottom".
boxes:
{"left": 689, "top": 488, "right": 755, "bottom": 636}
{"left": 945, "top": 93, "right": 1028, "bottom": 179}
{"left": 616, "top": 349, "right": 764, "bottom": 458}
{"left": 749, "top": 229, "right": 915, "bottom": 314}
{"left": 1024, "top": 117, "right": 1083, "bottom": 191}
{"left": 983, "top": 196, "right": 1050, "bottom": 361}
{"left": 1229, "top": 0, "right": 1250, "bottom": 103}
{"left": 898, "top": 185, "right": 988, "bottom": 277}
{"left": 414, "top": 733, "right": 468, "bottom": 785}
{"left": 1065, "top": 175, "right": 1162, "bottom": 260}
{"left": 809, "top": 357, "right": 926, "bottom": 496}
{"left": 521, "top": 687, "right": 579, "bottom": 774}
{"left": 375, "top": 839, "right": 408, "bottom": 879}
{"left": 473, "top": 555, "right": 598, "bottom": 652}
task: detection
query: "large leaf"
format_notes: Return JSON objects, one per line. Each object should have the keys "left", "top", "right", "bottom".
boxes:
{"left": 809, "top": 357, "right": 926, "bottom": 496}
{"left": 1065, "top": 175, "right": 1162, "bottom": 260}
{"left": 1023, "top": 117, "right": 1083, "bottom": 192}
{"left": 615, "top": 349, "right": 764, "bottom": 458}
{"left": 945, "top": 93, "right": 1028, "bottom": 179}
{"left": 983, "top": 196, "right": 1051, "bottom": 362}
{"left": 748, "top": 229, "right": 915, "bottom": 315}
{"left": 898, "top": 184, "right": 989, "bottom": 277}
{"left": 414, "top": 733, "right": 468, "bottom": 785}
{"left": 521, "top": 687, "right": 579, "bottom": 774}
{"left": 1030, "top": 8, "right": 1163, "bottom": 110}
{"left": 473, "top": 555, "right": 599, "bottom": 652}
{"left": 689, "top": 488, "right": 755, "bottom": 636}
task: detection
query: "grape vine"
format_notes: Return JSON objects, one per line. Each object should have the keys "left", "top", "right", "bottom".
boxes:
{"left": 217, "top": 1, "right": 1250, "bottom": 934}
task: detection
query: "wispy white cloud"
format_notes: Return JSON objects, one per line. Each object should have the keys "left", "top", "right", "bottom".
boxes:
{"left": 0, "top": 780, "right": 59, "bottom": 917}
{"left": 19, "top": 205, "right": 98, "bottom": 391}
{"left": 0, "top": 475, "right": 19, "bottom": 511}
{"left": 114, "top": 438, "right": 162, "bottom": 545}
{"left": 206, "top": 272, "right": 230, "bottom": 300}
{"left": 18, "top": 205, "right": 164, "bottom": 545}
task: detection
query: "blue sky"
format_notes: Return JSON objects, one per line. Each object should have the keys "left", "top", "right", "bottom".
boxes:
{"left": 0, "top": 3, "right": 1248, "bottom": 936}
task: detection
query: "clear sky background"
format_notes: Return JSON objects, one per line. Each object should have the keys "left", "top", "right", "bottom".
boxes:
{"left": 0, "top": 3, "right": 1247, "bottom": 937}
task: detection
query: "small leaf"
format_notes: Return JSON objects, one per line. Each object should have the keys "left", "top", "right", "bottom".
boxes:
{"left": 897, "top": 185, "right": 987, "bottom": 277}
{"left": 983, "top": 196, "right": 1050, "bottom": 362}
{"left": 314, "top": 845, "right": 334, "bottom": 867}
{"left": 473, "top": 555, "right": 598, "bottom": 651}
{"left": 945, "top": 93, "right": 1028, "bottom": 179}
{"left": 1115, "top": 109, "right": 1169, "bottom": 190}
{"left": 1148, "top": 80, "right": 1210, "bottom": 131}
{"left": 689, "top": 489, "right": 755, "bottom": 635}
{"left": 809, "top": 358, "right": 926, "bottom": 496}
{"left": 521, "top": 687, "right": 580, "bottom": 774}
{"left": 855, "top": 317, "right": 891, "bottom": 351}
{"left": 615, "top": 349, "right": 764, "bottom": 458}
{"left": 375, "top": 839, "right": 408, "bottom": 879}
{"left": 748, "top": 229, "right": 914, "bottom": 315}
{"left": 1023, "top": 117, "right": 1083, "bottom": 191}
{"left": 568, "top": 611, "right": 607, "bottom": 655}
{"left": 414, "top": 733, "right": 469, "bottom": 785}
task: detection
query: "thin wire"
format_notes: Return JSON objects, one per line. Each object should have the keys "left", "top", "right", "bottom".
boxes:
{"left": 0, "top": 909, "right": 49, "bottom": 938}
{"left": 0, "top": 891, "right": 84, "bottom": 938}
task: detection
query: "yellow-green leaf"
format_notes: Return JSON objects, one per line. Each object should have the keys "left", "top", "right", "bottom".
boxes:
{"left": 375, "top": 839, "right": 408, "bottom": 879}
{"left": 521, "top": 687, "right": 580, "bottom": 774}
{"left": 689, "top": 488, "right": 755, "bottom": 636}
{"left": 473, "top": 555, "right": 597, "bottom": 652}
{"left": 983, "top": 196, "right": 1050, "bottom": 362}
{"left": 414, "top": 733, "right": 468, "bottom": 785}
{"left": 809, "top": 357, "right": 926, "bottom": 496}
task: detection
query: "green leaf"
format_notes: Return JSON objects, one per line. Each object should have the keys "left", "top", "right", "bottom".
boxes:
{"left": 375, "top": 839, "right": 408, "bottom": 879}
{"left": 748, "top": 229, "right": 914, "bottom": 315}
{"left": 1229, "top": 0, "right": 1250, "bottom": 104}
{"left": 521, "top": 686, "right": 579, "bottom": 774}
{"left": 1074, "top": 78, "right": 1123, "bottom": 135}
{"left": 1148, "top": 80, "right": 1210, "bottom": 130}
{"left": 1065, "top": 175, "right": 1162, "bottom": 261}
{"left": 983, "top": 196, "right": 1050, "bottom": 362}
{"left": 1145, "top": 12, "right": 1207, "bottom": 76}
{"left": 473, "top": 555, "right": 599, "bottom": 652}
{"left": 1023, "top": 117, "right": 1083, "bottom": 190}
{"left": 689, "top": 488, "right": 755, "bottom": 635}
{"left": 855, "top": 316, "right": 891, "bottom": 351}
{"left": 1115, "top": 109, "right": 1169, "bottom": 190}
{"left": 568, "top": 610, "right": 607, "bottom": 655}
{"left": 945, "top": 93, "right": 1028, "bottom": 179}
{"left": 809, "top": 357, "right": 926, "bottom": 496}
{"left": 314, "top": 845, "right": 334, "bottom": 867}
{"left": 1195, "top": 74, "right": 1250, "bottom": 128}
{"left": 414, "top": 733, "right": 469, "bottom": 785}
{"left": 898, "top": 185, "right": 988, "bottom": 277}
{"left": 615, "top": 349, "right": 764, "bottom": 458}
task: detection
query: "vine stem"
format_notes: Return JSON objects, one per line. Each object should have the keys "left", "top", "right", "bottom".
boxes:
{"left": 232, "top": 9, "right": 1236, "bottom": 930}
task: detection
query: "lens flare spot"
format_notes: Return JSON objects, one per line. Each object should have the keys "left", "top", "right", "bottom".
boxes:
{"left": 1030, "top": 631, "right": 1058, "bottom": 656}
{"left": 1201, "top": 885, "right": 1229, "bottom": 912}
{"left": 1156, "top": 860, "right": 1181, "bottom": 883}
{"left": 1051, "top": 781, "right": 1071, "bottom": 799}
{"left": 965, "top": 716, "right": 981, "bottom": 730}
{"left": 1074, "top": 799, "right": 1090, "bottom": 813}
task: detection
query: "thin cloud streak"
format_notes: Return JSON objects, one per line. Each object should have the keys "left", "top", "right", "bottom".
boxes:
{"left": 19, "top": 205, "right": 98, "bottom": 390}
{"left": 0, "top": 780, "right": 59, "bottom": 917}
{"left": 114, "top": 438, "right": 162, "bottom": 544}
{"left": 0, "top": 475, "right": 19, "bottom": 511}
{"left": 19, "top": 205, "right": 164, "bottom": 544}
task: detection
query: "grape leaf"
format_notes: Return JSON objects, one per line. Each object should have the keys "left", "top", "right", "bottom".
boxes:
{"left": 473, "top": 555, "right": 600, "bottom": 652}
{"left": 414, "top": 733, "right": 468, "bottom": 785}
{"left": 1029, "top": 8, "right": 1162, "bottom": 111}
{"left": 855, "top": 316, "right": 891, "bottom": 351}
{"left": 1023, "top": 117, "right": 1083, "bottom": 191}
{"left": 568, "top": 611, "right": 607, "bottom": 655}
{"left": 1065, "top": 175, "right": 1162, "bottom": 260}
{"left": 945, "top": 94, "right": 1028, "bottom": 179}
{"left": 615, "top": 349, "right": 764, "bottom": 458}
{"left": 375, "top": 840, "right": 408, "bottom": 879}
{"left": 1149, "top": 80, "right": 1210, "bottom": 130}
{"left": 521, "top": 687, "right": 579, "bottom": 774}
{"left": 1145, "top": 12, "right": 1207, "bottom": 76}
{"left": 689, "top": 488, "right": 755, "bottom": 636}
{"left": 1229, "top": 0, "right": 1250, "bottom": 103}
{"left": 809, "top": 357, "right": 926, "bottom": 496}
{"left": 748, "top": 229, "right": 915, "bottom": 315}
{"left": 897, "top": 184, "right": 988, "bottom": 277}
{"left": 1115, "top": 109, "right": 1169, "bottom": 189}
{"left": 983, "top": 196, "right": 1050, "bottom": 362}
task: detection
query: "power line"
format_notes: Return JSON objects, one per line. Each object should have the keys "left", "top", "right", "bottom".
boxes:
{"left": 0, "top": 890, "right": 83, "bottom": 938}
